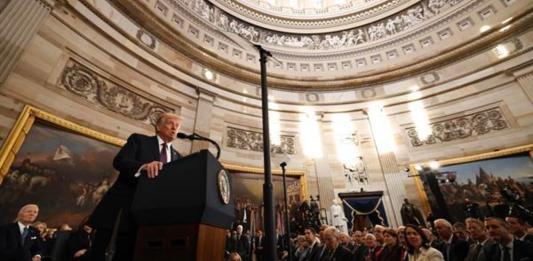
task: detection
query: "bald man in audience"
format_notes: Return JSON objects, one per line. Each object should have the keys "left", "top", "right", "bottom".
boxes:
{"left": 0, "top": 204, "right": 43, "bottom": 261}
{"left": 89, "top": 113, "right": 183, "bottom": 261}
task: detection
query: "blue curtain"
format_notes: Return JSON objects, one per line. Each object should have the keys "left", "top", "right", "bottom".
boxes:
{"left": 340, "top": 194, "right": 388, "bottom": 231}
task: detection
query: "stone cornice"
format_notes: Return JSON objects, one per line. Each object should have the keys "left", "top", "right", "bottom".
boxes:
{"left": 209, "top": 0, "right": 417, "bottom": 34}
{"left": 88, "top": 0, "right": 533, "bottom": 90}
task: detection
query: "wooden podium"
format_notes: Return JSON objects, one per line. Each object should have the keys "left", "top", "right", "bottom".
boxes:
{"left": 131, "top": 150, "right": 234, "bottom": 261}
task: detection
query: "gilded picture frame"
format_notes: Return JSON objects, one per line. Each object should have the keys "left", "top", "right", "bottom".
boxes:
{"left": 0, "top": 105, "right": 125, "bottom": 227}
{"left": 409, "top": 144, "right": 533, "bottom": 222}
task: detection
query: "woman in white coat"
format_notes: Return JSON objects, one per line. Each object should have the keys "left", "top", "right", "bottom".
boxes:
{"left": 404, "top": 224, "right": 444, "bottom": 261}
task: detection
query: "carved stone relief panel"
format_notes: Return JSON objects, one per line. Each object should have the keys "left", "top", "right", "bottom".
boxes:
{"left": 405, "top": 107, "right": 509, "bottom": 147}
{"left": 59, "top": 59, "right": 174, "bottom": 125}
{"left": 226, "top": 126, "right": 295, "bottom": 155}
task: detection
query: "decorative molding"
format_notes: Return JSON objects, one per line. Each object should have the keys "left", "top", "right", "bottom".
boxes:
{"left": 59, "top": 59, "right": 173, "bottom": 125}
{"left": 226, "top": 126, "right": 295, "bottom": 154}
{"left": 171, "top": 0, "right": 464, "bottom": 51}
{"left": 136, "top": 29, "right": 157, "bottom": 49}
{"left": 406, "top": 107, "right": 509, "bottom": 147}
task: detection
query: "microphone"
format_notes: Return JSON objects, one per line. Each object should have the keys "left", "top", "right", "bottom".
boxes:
{"left": 176, "top": 132, "right": 196, "bottom": 140}
{"left": 176, "top": 132, "right": 222, "bottom": 159}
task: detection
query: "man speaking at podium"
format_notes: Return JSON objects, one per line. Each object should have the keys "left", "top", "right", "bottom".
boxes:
{"left": 89, "top": 113, "right": 182, "bottom": 261}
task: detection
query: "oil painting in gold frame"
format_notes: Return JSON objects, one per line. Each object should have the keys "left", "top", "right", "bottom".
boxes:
{"left": 0, "top": 105, "right": 124, "bottom": 227}
{"left": 410, "top": 144, "right": 533, "bottom": 223}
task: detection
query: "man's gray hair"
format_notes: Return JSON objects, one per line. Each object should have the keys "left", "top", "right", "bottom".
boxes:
{"left": 434, "top": 218, "right": 453, "bottom": 229}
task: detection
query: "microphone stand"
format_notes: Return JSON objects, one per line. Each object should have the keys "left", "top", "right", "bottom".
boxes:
{"left": 280, "top": 162, "right": 293, "bottom": 261}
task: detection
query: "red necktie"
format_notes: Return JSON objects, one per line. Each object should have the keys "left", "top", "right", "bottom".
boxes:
{"left": 160, "top": 143, "right": 168, "bottom": 163}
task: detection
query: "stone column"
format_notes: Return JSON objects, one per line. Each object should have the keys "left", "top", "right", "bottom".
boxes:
{"left": 366, "top": 116, "right": 401, "bottom": 227}
{"left": 0, "top": 0, "right": 58, "bottom": 85}
{"left": 313, "top": 114, "right": 336, "bottom": 224}
{"left": 189, "top": 88, "right": 215, "bottom": 153}
{"left": 377, "top": 152, "right": 405, "bottom": 226}
{"left": 516, "top": 72, "right": 533, "bottom": 103}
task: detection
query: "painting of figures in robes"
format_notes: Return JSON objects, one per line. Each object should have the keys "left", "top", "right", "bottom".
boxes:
{"left": 0, "top": 107, "right": 122, "bottom": 228}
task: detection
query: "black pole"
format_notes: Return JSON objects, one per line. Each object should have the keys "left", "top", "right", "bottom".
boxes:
{"left": 257, "top": 46, "right": 277, "bottom": 261}
{"left": 280, "top": 162, "right": 293, "bottom": 261}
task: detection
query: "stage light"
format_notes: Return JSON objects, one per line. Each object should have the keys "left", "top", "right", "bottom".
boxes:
{"left": 299, "top": 107, "right": 323, "bottom": 158}
{"left": 367, "top": 102, "right": 396, "bottom": 153}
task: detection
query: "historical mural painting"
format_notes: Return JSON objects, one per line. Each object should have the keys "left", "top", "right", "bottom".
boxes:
{"left": 418, "top": 148, "right": 533, "bottom": 223}
{"left": 229, "top": 171, "right": 303, "bottom": 234}
{"left": 0, "top": 107, "right": 122, "bottom": 228}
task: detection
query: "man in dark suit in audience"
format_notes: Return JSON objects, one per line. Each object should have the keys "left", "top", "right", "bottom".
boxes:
{"left": 320, "top": 227, "right": 352, "bottom": 261}
{"left": 465, "top": 218, "right": 494, "bottom": 261}
{"left": 89, "top": 113, "right": 182, "bottom": 261}
{"left": 480, "top": 217, "right": 533, "bottom": 261}
{"left": 505, "top": 215, "right": 533, "bottom": 244}
{"left": 232, "top": 225, "right": 250, "bottom": 261}
{"left": 0, "top": 204, "right": 43, "bottom": 261}
{"left": 304, "top": 227, "right": 322, "bottom": 261}
{"left": 434, "top": 219, "right": 469, "bottom": 261}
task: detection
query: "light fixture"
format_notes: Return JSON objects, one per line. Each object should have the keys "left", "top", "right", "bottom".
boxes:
{"left": 479, "top": 25, "right": 491, "bottom": 33}
{"left": 429, "top": 160, "right": 440, "bottom": 170}
{"left": 332, "top": 113, "right": 358, "bottom": 165}
{"left": 203, "top": 68, "right": 215, "bottom": 81}
{"left": 269, "top": 99, "right": 281, "bottom": 146}
{"left": 408, "top": 93, "right": 432, "bottom": 141}
{"left": 494, "top": 44, "right": 509, "bottom": 59}
{"left": 299, "top": 107, "right": 323, "bottom": 159}
{"left": 367, "top": 102, "right": 396, "bottom": 153}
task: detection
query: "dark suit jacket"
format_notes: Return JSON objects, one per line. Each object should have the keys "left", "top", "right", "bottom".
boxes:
{"left": 306, "top": 241, "right": 323, "bottom": 261}
{"left": 480, "top": 239, "right": 533, "bottom": 261}
{"left": 465, "top": 240, "right": 494, "bottom": 261}
{"left": 89, "top": 134, "right": 181, "bottom": 232}
{"left": 0, "top": 223, "right": 42, "bottom": 261}
{"left": 434, "top": 235, "right": 469, "bottom": 261}
{"left": 351, "top": 244, "right": 368, "bottom": 261}
{"left": 319, "top": 245, "right": 353, "bottom": 261}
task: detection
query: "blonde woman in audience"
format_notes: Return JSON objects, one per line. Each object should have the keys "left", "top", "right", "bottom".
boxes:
{"left": 404, "top": 224, "right": 444, "bottom": 261}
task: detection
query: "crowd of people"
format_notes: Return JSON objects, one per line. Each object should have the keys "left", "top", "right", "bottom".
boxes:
{"left": 0, "top": 204, "right": 92, "bottom": 261}
{"left": 223, "top": 212, "right": 533, "bottom": 261}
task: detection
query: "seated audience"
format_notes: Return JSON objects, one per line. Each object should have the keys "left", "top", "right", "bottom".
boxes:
{"left": 0, "top": 204, "right": 43, "bottom": 261}
{"left": 434, "top": 219, "right": 469, "bottom": 261}
{"left": 505, "top": 214, "right": 533, "bottom": 244}
{"left": 321, "top": 227, "right": 352, "bottom": 261}
{"left": 464, "top": 218, "right": 493, "bottom": 261}
{"left": 303, "top": 227, "right": 322, "bottom": 261}
{"left": 480, "top": 217, "right": 533, "bottom": 261}
{"left": 378, "top": 228, "right": 404, "bottom": 261}
{"left": 404, "top": 224, "right": 444, "bottom": 261}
